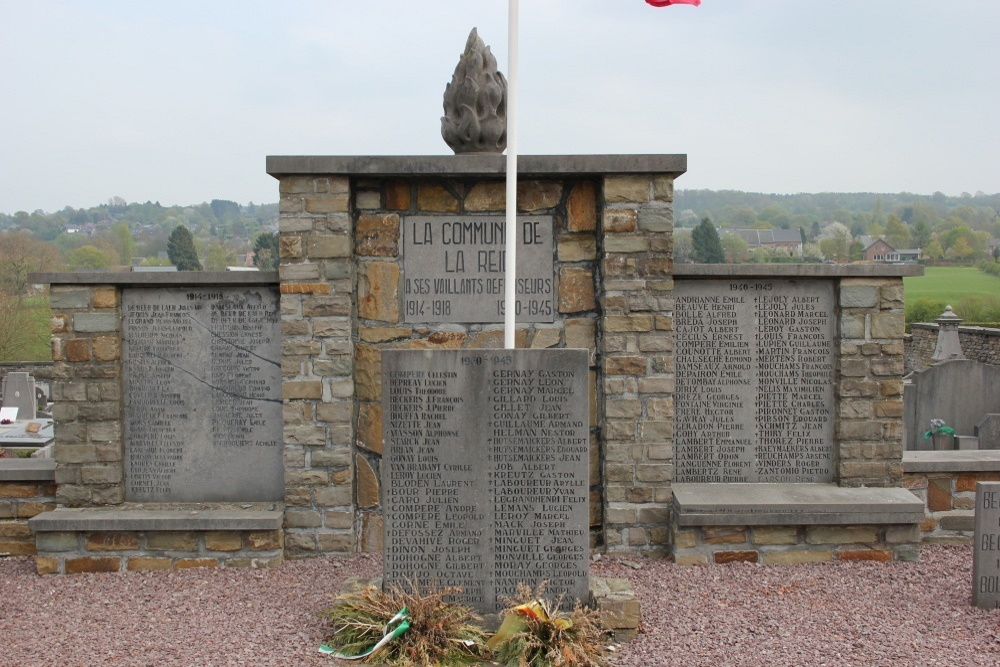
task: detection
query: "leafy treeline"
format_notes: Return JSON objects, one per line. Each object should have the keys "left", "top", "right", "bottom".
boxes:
{"left": 0, "top": 198, "right": 278, "bottom": 273}
{"left": 675, "top": 189, "right": 999, "bottom": 264}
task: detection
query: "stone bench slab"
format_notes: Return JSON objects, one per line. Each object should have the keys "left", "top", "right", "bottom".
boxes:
{"left": 29, "top": 504, "right": 282, "bottom": 532}
{"left": 673, "top": 483, "right": 924, "bottom": 526}
{"left": 0, "top": 459, "right": 56, "bottom": 481}
{"left": 903, "top": 450, "right": 1000, "bottom": 473}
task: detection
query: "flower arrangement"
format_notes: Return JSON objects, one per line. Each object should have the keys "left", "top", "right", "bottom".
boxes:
{"left": 923, "top": 418, "right": 956, "bottom": 440}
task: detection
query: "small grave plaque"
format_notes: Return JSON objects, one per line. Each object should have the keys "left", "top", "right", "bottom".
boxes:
{"left": 974, "top": 481, "right": 1000, "bottom": 609}
{"left": 977, "top": 415, "right": 1000, "bottom": 450}
{"left": 121, "top": 287, "right": 282, "bottom": 502}
{"left": 402, "top": 215, "right": 554, "bottom": 323}
{"left": 1, "top": 372, "right": 37, "bottom": 420}
{"left": 674, "top": 279, "right": 836, "bottom": 483}
{"left": 382, "top": 349, "right": 589, "bottom": 613}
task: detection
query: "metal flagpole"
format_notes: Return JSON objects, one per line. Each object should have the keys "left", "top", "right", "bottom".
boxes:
{"left": 504, "top": 0, "right": 519, "bottom": 349}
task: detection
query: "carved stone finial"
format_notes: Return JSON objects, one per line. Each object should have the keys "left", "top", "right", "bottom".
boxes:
{"left": 441, "top": 28, "right": 507, "bottom": 154}
{"left": 932, "top": 305, "right": 966, "bottom": 362}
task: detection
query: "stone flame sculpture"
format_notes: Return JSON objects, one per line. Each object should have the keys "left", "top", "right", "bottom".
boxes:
{"left": 441, "top": 28, "right": 507, "bottom": 154}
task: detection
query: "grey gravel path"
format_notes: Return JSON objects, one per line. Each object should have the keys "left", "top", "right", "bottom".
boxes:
{"left": 2, "top": 546, "right": 997, "bottom": 666}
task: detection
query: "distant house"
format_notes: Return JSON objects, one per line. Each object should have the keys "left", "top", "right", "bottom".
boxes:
{"left": 730, "top": 229, "right": 803, "bottom": 257}
{"left": 861, "top": 237, "right": 920, "bottom": 263}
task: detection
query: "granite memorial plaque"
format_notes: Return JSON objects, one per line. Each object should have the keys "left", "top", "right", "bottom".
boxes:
{"left": 974, "top": 481, "right": 1000, "bottom": 609}
{"left": 675, "top": 279, "right": 835, "bottom": 483}
{"left": 2, "top": 372, "right": 37, "bottom": 420}
{"left": 402, "top": 215, "right": 554, "bottom": 324}
{"left": 382, "top": 349, "right": 589, "bottom": 613}
{"left": 121, "top": 287, "right": 282, "bottom": 502}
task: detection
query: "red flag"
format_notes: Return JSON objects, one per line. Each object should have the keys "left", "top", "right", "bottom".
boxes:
{"left": 646, "top": 0, "right": 701, "bottom": 6}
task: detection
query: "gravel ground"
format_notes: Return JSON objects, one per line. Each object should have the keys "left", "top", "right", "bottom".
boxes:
{"left": 2, "top": 545, "right": 998, "bottom": 666}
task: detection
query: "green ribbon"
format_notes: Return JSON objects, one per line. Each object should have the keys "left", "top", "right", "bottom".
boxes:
{"left": 320, "top": 607, "right": 411, "bottom": 660}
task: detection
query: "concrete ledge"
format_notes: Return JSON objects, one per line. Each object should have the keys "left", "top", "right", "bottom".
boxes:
{"left": 30, "top": 505, "right": 282, "bottom": 532}
{"left": 29, "top": 272, "right": 278, "bottom": 286}
{"left": 0, "top": 459, "right": 56, "bottom": 481}
{"left": 266, "top": 154, "right": 687, "bottom": 178}
{"left": 904, "top": 451, "right": 1000, "bottom": 473}
{"left": 673, "top": 483, "right": 924, "bottom": 526}
{"left": 674, "top": 264, "right": 923, "bottom": 278}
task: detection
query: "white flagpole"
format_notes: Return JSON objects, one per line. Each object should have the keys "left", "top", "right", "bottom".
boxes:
{"left": 504, "top": 0, "right": 519, "bottom": 349}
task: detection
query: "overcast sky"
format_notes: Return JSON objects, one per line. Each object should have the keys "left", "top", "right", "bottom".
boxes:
{"left": 1, "top": 0, "right": 998, "bottom": 214}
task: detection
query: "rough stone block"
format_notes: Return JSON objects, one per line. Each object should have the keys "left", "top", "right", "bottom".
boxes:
{"left": 416, "top": 183, "right": 459, "bottom": 212}
{"left": 752, "top": 526, "right": 799, "bottom": 545}
{"left": 355, "top": 213, "right": 400, "bottom": 257}
{"left": 762, "top": 550, "right": 834, "bottom": 565}
{"left": 639, "top": 207, "right": 672, "bottom": 232}
{"left": 605, "top": 176, "right": 649, "bottom": 203}
{"left": 567, "top": 181, "right": 597, "bottom": 231}
{"left": 66, "top": 556, "right": 121, "bottom": 574}
{"left": 517, "top": 180, "right": 562, "bottom": 211}
{"left": 805, "top": 526, "right": 878, "bottom": 545}
{"left": 127, "top": 557, "right": 172, "bottom": 571}
{"left": 702, "top": 527, "right": 747, "bottom": 545}
{"left": 175, "top": 558, "right": 219, "bottom": 569}
{"left": 838, "top": 549, "right": 893, "bottom": 562}
{"left": 464, "top": 182, "right": 505, "bottom": 211}
{"left": 146, "top": 531, "right": 199, "bottom": 551}
{"left": 358, "top": 262, "right": 400, "bottom": 322}
{"left": 714, "top": 550, "right": 759, "bottom": 564}
{"left": 840, "top": 285, "right": 878, "bottom": 308}
{"left": 603, "top": 209, "right": 637, "bottom": 233}
{"left": 558, "top": 267, "right": 596, "bottom": 313}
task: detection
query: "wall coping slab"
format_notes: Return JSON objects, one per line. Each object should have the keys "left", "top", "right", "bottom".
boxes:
{"left": 266, "top": 154, "right": 687, "bottom": 178}
{"left": 675, "top": 264, "right": 923, "bottom": 278}
{"left": 0, "top": 459, "right": 56, "bottom": 481}
{"left": 29, "top": 272, "right": 278, "bottom": 286}
{"left": 903, "top": 450, "right": 1000, "bottom": 473}
{"left": 30, "top": 505, "right": 283, "bottom": 532}
{"left": 673, "top": 483, "right": 924, "bottom": 526}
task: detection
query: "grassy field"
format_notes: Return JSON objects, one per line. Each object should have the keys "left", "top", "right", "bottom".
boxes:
{"left": 904, "top": 266, "right": 1000, "bottom": 325}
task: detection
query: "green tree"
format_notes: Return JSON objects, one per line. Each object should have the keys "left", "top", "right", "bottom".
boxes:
{"left": 911, "top": 218, "right": 932, "bottom": 249}
{"left": 204, "top": 242, "right": 239, "bottom": 271}
{"left": 884, "top": 214, "right": 910, "bottom": 249}
{"left": 252, "top": 232, "right": 279, "bottom": 271}
{"left": 721, "top": 233, "right": 748, "bottom": 263}
{"left": 110, "top": 222, "right": 135, "bottom": 266}
{"left": 818, "top": 222, "right": 852, "bottom": 263}
{"left": 946, "top": 236, "right": 974, "bottom": 261}
{"left": 924, "top": 237, "right": 945, "bottom": 261}
{"left": 66, "top": 245, "right": 111, "bottom": 270}
{"left": 167, "top": 225, "right": 202, "bottom": 271}
{"left": 692, "top": 218, "right": 725, "bottom": 263}
{"left": 0, "top": 231, "right": 64, "bottom": 300}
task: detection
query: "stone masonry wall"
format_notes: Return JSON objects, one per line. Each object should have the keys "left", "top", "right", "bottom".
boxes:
{"left": 0, "top": 477, "right": 56, "bottom": 556}
{"left": 48, "top": 285, "right": 124, "bottom": 506}
{"left": 837, "top": 279, "right": 906, "bottom": 487}
{"left": 905, "top": 324, "right": 1000, "bottom": 374}
{"left": 278, "top": 176, "right": 356, "bottom": 558}
{"left": 599, "top": 176, "right": 675, "bottom": 552}
{"left": 276, "top": 169, "right": 676, "bottom": 555}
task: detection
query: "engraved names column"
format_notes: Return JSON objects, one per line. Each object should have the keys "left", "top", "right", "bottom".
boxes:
{"left": 382, "top": 349, "right": 589, "bottom": 613}
{"left": 675, "top": 279, "right": 835, "bottom": 483}
{"left": 122, "top": 287, "right": 282, "bottom": 502}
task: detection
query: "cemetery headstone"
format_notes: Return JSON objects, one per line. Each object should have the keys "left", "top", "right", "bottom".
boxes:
{"left": 402, "top": 215, "right": 554, "bottom": 324}
{"left": 381, "top": 349, "right": 589, "bottom": 613}
{"left": 976, "top": 415, "right": 1000, "bottom": 451}
{"left": 121, "top": 287, "right": 282, "bottom": 502}
{"left": 974, "top": 481, "right": 1000, "bottom": 609}
{"left": 674, "top": 279, "right": 835, "bottom": 483}
{"left": 1, "top": 372, "right": 38, "bottom": 420}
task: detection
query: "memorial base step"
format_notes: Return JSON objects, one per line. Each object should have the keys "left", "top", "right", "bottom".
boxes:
{"left": 670, "top": 483, "right": 925, "bottom": 564}
{"left": 28, "top": 503, "right": 284, "bottom": 574}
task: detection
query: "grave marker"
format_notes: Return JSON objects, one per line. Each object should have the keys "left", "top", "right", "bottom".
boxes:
{"left": 381, "top": 349, "right": 589, "bottom": 613}
{"left": 974, "top": 481, "right": 1000, "bottom": 609}
{"left": 1, "top": 372, "right": 37, "bottom": 420}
